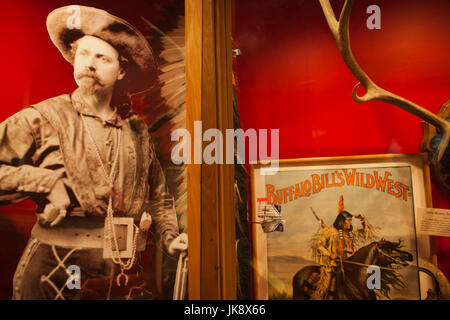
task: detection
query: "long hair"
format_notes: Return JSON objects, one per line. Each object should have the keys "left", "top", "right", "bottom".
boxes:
{"left": 333, "top": 210, "right": 353, "bottom": 231}
{"left": 110, "top": 49, "right": 134, "bottom": 117}
{"left": 111, "top": 67, "right": 133, "bottom": 117}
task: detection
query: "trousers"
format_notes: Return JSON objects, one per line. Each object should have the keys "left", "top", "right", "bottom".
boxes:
{"left": 12, "top": 238, "right": 149, "bottom": 300}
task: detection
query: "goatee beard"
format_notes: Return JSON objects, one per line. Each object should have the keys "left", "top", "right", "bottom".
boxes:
{"left": 78, "top": 86, "right": 110, "bottom": 104}
{"left": 76, "top": 71, "right": 104, "bottom": 94}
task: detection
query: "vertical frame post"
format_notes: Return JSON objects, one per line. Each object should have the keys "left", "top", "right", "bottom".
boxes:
{"left": 186, "top": 0, "right": 236, "bottom": 299}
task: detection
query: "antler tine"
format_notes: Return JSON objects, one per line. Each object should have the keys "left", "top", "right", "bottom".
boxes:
{"left": 319, "top": 0, "right": 374, "bottom": 94}
{"left": 318, "top": 0, "right": 449, "bottom": 159}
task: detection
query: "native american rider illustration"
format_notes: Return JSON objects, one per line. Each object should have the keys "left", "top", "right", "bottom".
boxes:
{"left": 308, "top": 196, "right": 377, "bottom": 299}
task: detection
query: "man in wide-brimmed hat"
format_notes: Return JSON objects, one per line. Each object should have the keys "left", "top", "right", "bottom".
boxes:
{"left": 0, "top": 5, "right": 186, "bottom": 299}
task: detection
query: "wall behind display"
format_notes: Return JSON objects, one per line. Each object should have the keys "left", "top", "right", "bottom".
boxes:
{"left": 234, "top": 0, "right": 450, "bottom": 281}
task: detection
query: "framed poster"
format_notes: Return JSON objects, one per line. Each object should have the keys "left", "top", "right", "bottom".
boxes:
{"left": 251, "top": 153, "right": 434, "bottom": 300}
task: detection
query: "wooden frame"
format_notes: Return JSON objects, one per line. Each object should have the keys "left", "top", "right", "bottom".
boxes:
{"left": 186, "top": 0, "right": 236, "bottom": 299}
{"left": 251, "top": 153, "right": 435, "bottom": 300}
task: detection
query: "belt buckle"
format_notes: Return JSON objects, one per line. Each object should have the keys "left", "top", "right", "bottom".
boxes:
{"left": 103, "top": 217, "right": 134, "bottom": 259}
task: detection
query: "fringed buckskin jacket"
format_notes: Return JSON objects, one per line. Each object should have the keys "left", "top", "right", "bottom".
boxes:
{"left": 0, "top": 89, "right": 179, "bottom": 251}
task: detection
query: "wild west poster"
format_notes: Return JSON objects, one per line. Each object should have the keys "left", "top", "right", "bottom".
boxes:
{"left": 252, "top": 154, "right": 433, "bottom": 300}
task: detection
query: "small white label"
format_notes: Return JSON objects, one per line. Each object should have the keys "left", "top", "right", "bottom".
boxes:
{"left": 417, "top": 208, "right": 450, "bottom": 237}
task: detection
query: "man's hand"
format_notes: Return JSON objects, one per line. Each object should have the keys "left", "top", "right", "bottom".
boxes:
{"left": 168, "top": 233, "right": 188, "bottom": 255}
{"left": 38, "top": 180, "right": 70, "bottom": 227}
{"left": 354, "top": 213, "right": 365, "bottom": 220}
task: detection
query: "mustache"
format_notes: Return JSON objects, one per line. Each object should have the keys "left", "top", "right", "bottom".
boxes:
{"left": 76, "top": 71, "right": 103, "bottom": 85}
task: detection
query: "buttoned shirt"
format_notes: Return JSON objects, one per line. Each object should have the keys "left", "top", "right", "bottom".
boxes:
{"left": 0, "top": 88, "right": 179, "bottom": 249}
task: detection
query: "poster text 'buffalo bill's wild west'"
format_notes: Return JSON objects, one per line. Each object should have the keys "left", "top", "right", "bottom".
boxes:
{"left": 266, "top": 169, "right": 412, "bottom": 205}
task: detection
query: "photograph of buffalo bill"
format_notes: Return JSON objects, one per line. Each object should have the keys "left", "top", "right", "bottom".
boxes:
{"left": 0, "top": 5, "right": 187, "bottom": 299}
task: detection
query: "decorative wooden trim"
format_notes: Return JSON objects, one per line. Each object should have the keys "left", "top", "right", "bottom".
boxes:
{"left": 186, "top": 0, "right": 236, "bottom": 299}
{"left": 186, "top": 0, "right": 202, "bottom": 300}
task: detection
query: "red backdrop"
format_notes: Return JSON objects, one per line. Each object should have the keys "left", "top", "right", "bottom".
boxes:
{"left": 234, "top": 0, "right": 450, "bottom": 281}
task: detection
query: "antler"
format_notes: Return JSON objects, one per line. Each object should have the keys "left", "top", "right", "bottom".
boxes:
{"left": 318, "top": 0, "right": 450, "bottom": 164}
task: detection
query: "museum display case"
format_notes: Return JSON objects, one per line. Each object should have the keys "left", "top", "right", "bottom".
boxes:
{"left": 0, "top": 0, "right": 448, "bottom": 301}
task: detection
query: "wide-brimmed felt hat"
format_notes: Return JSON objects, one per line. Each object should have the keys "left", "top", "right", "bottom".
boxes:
{"left": 47, "top": 5, "right": 157, "bottom": 94}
